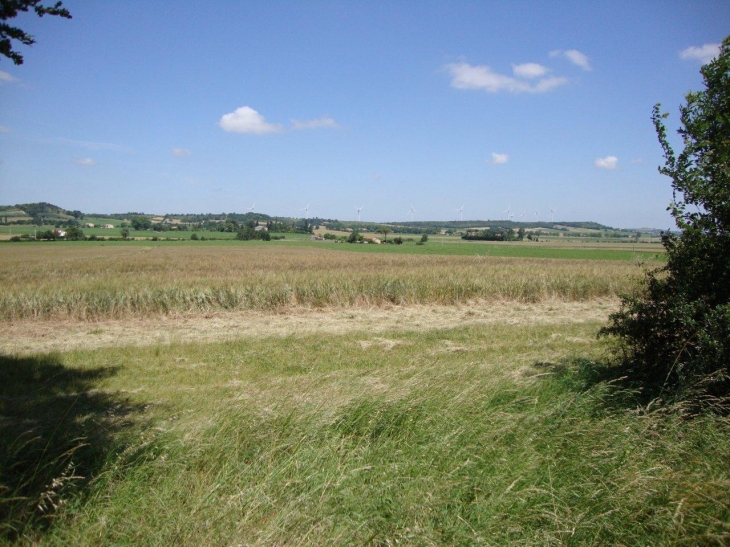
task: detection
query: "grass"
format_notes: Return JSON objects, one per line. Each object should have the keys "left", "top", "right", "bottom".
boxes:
{"left": 0, "top": 244, "right": 644, "bottom": 320}
{"left": 2, "top": 322, "right": 728, "bottom": 545}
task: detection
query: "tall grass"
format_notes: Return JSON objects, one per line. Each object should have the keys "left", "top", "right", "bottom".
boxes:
{"left": 7, "top": 323, "right": 727, "bottom": 545}
{"left": 0, "top": 245, "right": 640, "bottom": 320}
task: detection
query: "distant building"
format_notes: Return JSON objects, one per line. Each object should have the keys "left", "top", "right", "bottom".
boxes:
{"left": 254, "top": 225, "right": 268, "bottom": 231}
{"left": 84, "top": 223, "right": 95, "bottom": 228}
{"left": 102, "top": 224, "right": 115, "bottom": 229}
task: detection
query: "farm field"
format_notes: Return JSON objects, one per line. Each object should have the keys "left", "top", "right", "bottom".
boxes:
{"left": 1, "top": 243, "right": 727, "bottom": 545}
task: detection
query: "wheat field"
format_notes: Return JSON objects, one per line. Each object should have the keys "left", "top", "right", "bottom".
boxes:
{"left": 0, "top": 243, "right": 642, "bottom": 320}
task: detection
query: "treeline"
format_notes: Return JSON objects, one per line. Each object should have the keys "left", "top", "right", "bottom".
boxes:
{"left": 462, "top": 228, "right": 528, "bottom": 242}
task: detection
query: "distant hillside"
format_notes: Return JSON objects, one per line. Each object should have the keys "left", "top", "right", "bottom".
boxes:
{"left": 1, "top": 202, "right": 82, "bottom": 221}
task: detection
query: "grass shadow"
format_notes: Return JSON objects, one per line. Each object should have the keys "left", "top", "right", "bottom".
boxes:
{"left": 532, "top": 357, "right": 656, "bottom": 414}
{"left": 0, "top": 353, "right": 145, "bottom": 542}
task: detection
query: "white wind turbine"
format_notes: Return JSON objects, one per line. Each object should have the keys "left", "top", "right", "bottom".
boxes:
{"left": 248, "top": 202, "right": 256, "bottom": 213}
{"left": 503, "top": 205, "right": 511, "bottom": 220}
{"left": 354, "top": 206, "right": 363, "bottom": 222}
{"left": 409, "top": 205, "right": 416, "bottom": 222}
{"left": 550, "top": 207, "right": 555, "bottom": 223}
{"left": 520, "top": 210, "right": 526, "bottom": 221}
{"left": 300, "top": 202, "right": 311, "bottom": 218}
{"left": 456, "top": 204, "right": 464, "bottom": 222}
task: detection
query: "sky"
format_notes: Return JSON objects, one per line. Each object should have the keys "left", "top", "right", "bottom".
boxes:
{"left": 0, "top": 1, "right": 728, "bottom": 229}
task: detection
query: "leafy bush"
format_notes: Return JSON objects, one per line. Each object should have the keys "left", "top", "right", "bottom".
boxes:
{"left": 601, "top": 36, "right": 730, "bottom": 409}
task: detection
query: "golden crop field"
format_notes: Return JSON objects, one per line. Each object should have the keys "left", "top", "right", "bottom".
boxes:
{"left": 0, "top": 243, "right": 642, "bottom": 321}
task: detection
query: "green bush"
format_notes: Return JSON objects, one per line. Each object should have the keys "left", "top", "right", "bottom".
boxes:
{"left": 601, "top": 36, "right": 730, "bottom": 409}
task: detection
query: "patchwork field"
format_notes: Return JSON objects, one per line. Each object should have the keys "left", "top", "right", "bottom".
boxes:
{"left": 1, "top": 242, "right": 727, "bottom": 545}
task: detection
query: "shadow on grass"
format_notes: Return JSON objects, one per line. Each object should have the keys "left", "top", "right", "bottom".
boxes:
{"left": 533, "top": 357, "right": 654, "bottom": 414}
{"left": 0, "top": 353, "right": 145, "bottom": 542}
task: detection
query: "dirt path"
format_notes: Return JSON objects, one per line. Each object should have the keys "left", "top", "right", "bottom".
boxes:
{"left": 0, "top": 299, "right": 619, "bottom": 355}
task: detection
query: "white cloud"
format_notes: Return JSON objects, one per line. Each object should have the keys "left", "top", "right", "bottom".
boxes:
{"left": 445, "top": 62, "right": 567, "bottom": 93}
{"left": 0, "top": 125, "right": 10, "bottom": 133}
{"left": 291, "top": 116, "right": 339, "bottom": 130}
{"left": 550, "top": 49, "right": 591, "bottom": 71}
{"left": 595, "top": 156, "right": 618, "bottom": 170}
{"left": 631, "top": 157, "right": 644, "bottom": 164}
{"left": 172, "top": 147, "right": 192, "bottom": 157}
{"left": 218, "top": 106, "right": 284, "bottom": 134}
{"left": 489, "top": 152, "right": 509, "bottom": 165}
{"left": 0, "top": 71, "right": 19, "bottom": 84}
{"left": 680, "top": 43, "right": 720, "bottom": 64}
{"left": 512, "top": 63, "right": 549, "bottom": 79}
{"left": 73, "top": 158, "right": 96, "bottom": 166}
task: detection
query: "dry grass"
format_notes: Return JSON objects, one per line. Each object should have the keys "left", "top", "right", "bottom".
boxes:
{"left": 0, "top": 244, "right": 640, "bottom": 321}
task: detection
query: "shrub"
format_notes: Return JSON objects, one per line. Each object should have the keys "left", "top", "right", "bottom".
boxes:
{"left": 601, "top": 36, "right": 730, "bottom": 409}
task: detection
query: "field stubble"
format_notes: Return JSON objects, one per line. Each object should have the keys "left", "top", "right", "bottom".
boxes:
{"left": 0, "top": 244, "right": 641, "bottom": 321}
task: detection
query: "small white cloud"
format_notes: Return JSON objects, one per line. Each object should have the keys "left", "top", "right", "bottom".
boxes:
{"left": 512, "top": 63, "right": 549, "bottom": 79}
{"left": 291, "top": 116, "right": 339, "bottom": 130}
{"left": 0, "top": 71, "right": 19, "bottom": 84}
{"left": 680, "top": 43, "right": 720, "bottom": 64}
{"left": 218, "top": 106, "right": 284, "bottom": 134}
{"left": 445, "top": 62, "right": 567, "bottom": 94}
{"left": 0, "top": 125, "right": 10, "bottom": 133}
{"left": 550, "top": 49, "right": 591, "bottom": 71}
{"left": 595, "top": 156, "right": 618, "bottom": 170}
{"left": 631, "top": 157, "right": 644, "bottom": 164}
{"left": 73, "top": 158, "right": 96, "bottom": 166}
{"left": 172, "top": 147, "right": 191, "bottom": 157}
{"left": 489, "top": 153, "right": 509, "bottom": 165}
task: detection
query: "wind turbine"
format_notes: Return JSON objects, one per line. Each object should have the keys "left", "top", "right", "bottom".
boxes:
{"left": 300, "top": 202, "right": 310, "bottom": 218}
{"left": 520, "top": 210, "right": 526, "bottom": 221}
{"left": 550, "top": 207, "right": 555, "bottom": 223}
{"left": 248, "top": 202, "right": 256, "bottom": 213}
{"left": 354, "top": 206, "right": 363, "bottom": 223}
{"left": 503, "top": 205, "right": 511, "bottom": 221}
{"left": 409, "top": 205, "right": 416, "bottom": 222}
{"left": 456, "top": 204, "right": 464, "bottom": 222}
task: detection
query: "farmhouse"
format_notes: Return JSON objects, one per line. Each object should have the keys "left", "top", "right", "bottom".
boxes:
{"left": 84, "top": 223, "right": 95, "bottom": 228}
{"left": 102, "top": 224, "right": 114, "bottom": 229}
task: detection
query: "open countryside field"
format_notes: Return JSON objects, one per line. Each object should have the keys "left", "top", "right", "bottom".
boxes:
{"left": 1, "top": 243, "right": 643, "bottom": 321}
{"left": 1, "top": 242, "right": 728, "bottom": 545}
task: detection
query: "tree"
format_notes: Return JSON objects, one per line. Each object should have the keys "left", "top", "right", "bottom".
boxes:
{"left": 378, "top": 226, "right": 390, "bottom": 242}
{"left": 601, "top": 36, "right": 730, "bottom": 408}
{"left": 131, "top": 216, "right": 152, "bottom": 231}
{"left": 1, "top": 0, "right": 71, "bottom": 65}
{"left": 65, "top": 226, "right": 83, "bottom": 240}
{"left": 420, "top": 233, "right": 428, "bottom": 243}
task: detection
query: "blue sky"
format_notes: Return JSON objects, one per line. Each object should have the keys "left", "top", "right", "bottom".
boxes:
{"left": 0, "top": 1, "right": 727, "bottom": 228}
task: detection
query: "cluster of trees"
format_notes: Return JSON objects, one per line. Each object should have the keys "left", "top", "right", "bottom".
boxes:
{"left": 462, "top": 228, "right": 526, "bottom": 241}
{"left": 235, "top": 226, "right": 271, "bottom": 241}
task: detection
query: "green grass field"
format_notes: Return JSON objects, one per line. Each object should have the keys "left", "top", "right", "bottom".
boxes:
{"left": 1, "top": 242, "right": 726, "bottom": 546}
{"left": 2, "top": 323, "right": 728, "bottom": 545}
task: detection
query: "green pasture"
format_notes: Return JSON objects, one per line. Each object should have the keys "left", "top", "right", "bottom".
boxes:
{"left": 1, "top": 233, "right": 664, "bottom": 261}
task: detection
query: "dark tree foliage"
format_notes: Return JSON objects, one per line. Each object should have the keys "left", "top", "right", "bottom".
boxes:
{"left": 0, "top": 0, "right": 71, "bottom": 65}
{"left": 601, "top": 36, "right": 730, "bottom": 408}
